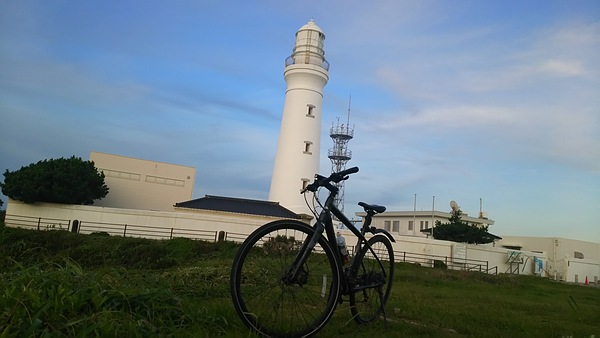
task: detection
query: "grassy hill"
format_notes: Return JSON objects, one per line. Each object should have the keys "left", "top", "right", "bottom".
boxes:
{"left": 1, "top": 225, "right": 598, "bottom": 337}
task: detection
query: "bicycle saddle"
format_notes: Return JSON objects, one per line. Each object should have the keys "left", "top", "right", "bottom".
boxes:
{"left": 358, "top": 202, "right": 386, "bottom": 214}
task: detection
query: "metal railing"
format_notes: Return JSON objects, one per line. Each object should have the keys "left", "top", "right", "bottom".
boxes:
{"left": 394, "top": 249, "right": 497, "bottom": 274}
{"left": 5, "top": 214, "right": 71, "bottom": 231}
{"left": 285, "top": 55, "right": 330, "bottom": 71}
{"left": 6, "top": 214, "right": 217, "bottom": 241}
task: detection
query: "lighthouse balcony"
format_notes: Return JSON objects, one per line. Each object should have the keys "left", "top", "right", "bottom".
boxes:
{"left": 285, "top": 55, "right": 330, "bottom": 71}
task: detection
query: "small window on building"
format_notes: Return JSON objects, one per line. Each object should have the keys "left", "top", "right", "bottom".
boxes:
{"left": 425, "top": 221, "right": 429, "bottom": 229}
{"left": 574, "top": 251, "right": 584, "bottom": 259}
{"left": 384, "top": 221, "right": 391, "bottom": 231}
{"left": 408, "top": 221, "right": 414, "bottom": 231}
{"left": 392, "top": 221, "right": 399, "bottom": 232}
{"left": 301, "top": 178, "right": 310, "bottom": 192}
{"left": 420, "top": 221, "right": 424, "bottom": 230}
{"left": 306, "top": 104, "right": 315, "bottom": 118}
{"left": 303, "top": 141, "right": 312, "bottom": 155}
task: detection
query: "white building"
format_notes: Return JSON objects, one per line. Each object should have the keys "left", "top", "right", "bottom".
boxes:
{"left": 269, "top": 19, "right": 329, "bottom": 217}
{"left": 356, "top": 210, "right": 496, "bottom": 238}
{"left": 89, "top": 152, "right": 195, "bottom": 212}
{"left": 497, "top": 236, "right": 600, "bottom": 284}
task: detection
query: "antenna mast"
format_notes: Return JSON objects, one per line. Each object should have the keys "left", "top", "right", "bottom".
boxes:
{"left": 328, "top": 96, "right": 354, "bottom": 218}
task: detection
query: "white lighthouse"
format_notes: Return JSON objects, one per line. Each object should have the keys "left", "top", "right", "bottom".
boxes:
{"left": 269, "top": 19, "right": 329, "bottom": 217}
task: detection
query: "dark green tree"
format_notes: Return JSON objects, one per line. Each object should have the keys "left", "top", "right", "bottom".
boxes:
{"left": 1, "top": 156, "right": 109, "bottom": 205}
{"left": 433, "top": 208, "right": 496, "bottom": 244}
{"left": 0, "top": 199, "right": 4, "bottom": 226}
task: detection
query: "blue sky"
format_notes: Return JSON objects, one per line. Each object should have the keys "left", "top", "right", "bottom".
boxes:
{"left": 1, "top": 1, "right": 598, "bottom": 242}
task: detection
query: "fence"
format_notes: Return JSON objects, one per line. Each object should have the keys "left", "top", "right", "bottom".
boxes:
{"left": 5, "top": 214, "right": 72, "bottom": 231}
{"left": 6, "top": 214, "right": 219, "bottom": 242}
{"left": 5, "top": 213, "right": 496, "bottom": 274}
{"left": 394, "top": 249, "right": 496, "bottom": 274}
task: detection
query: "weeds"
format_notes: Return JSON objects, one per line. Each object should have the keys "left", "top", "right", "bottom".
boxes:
{"left": 1, "top": 226, "right": 598, "bottom": 337}
{"left": 0, "top": 258, "right": 193, "bottom": 337}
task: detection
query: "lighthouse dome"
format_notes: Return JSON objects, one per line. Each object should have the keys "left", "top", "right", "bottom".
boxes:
{"left": 298, "top": 19, "right": 324, "bottom": 34}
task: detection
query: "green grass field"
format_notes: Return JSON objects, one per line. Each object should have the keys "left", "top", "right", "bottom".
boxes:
{"left": 1, "top": 225, "right": 598, "bottom": 337}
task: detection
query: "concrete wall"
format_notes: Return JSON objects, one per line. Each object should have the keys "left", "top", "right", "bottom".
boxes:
{"left": 6, "top": 200, "right": 283, "bottom": 239}
{"left": 568, "top": 259, "right": 600, "bottom": 285}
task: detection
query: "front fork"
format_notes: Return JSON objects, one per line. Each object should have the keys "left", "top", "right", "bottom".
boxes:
{"left": 282, "top": 212, "right": 331, "bottom": 285}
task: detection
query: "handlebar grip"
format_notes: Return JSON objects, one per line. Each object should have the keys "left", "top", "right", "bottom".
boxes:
{"left": 338, "top": 166, "right": 359, "bottom": 177}
{"left": 301, "top": 168, "right": 359, "bottom": 193}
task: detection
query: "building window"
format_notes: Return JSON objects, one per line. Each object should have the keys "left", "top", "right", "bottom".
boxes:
{"left": 420, "top": 221, "right": 424, "bottom": 230}
{"left": 392, "top": 221, "right": 399, "bottom": 232}
{"left": 303, "top": 141, "right": 312, "bottom": 155}
{"left": 425, "top": 221, "right": 429, "bottom": 229}
{"left": 306, "top": 104, "right": 315, "bottom": 118}
{"left": 301, "top": 178, "right": 310, "bottom": 192}
{"left": 384, "top": 221, "right": 391, "bottom": 231}
{"left": 100, "top": 168, "right": 141, "bottom": 181}
{"left": 146, "top": 175, "right": 185, "bottom": 187}
{"left": 408, "top": 221, "right": 414, "bottom": 231}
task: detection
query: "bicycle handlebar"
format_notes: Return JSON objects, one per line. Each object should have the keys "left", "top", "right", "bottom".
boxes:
{"left": 301, "top": 166, "right": 359, "bottom": 194}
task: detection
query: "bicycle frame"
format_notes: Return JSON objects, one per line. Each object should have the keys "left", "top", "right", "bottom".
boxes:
{"left": 285, "top": 182, "right": 394, "bottom": 293}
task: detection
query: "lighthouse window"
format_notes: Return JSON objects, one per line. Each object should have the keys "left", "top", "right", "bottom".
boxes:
{"left": 303, "top": 141, "right": 312, "bottom": 155}
{"left": 306, "top": 104, "right": 315, "bottom": 118}
{"left": 318, "top": 33, "right": 324, "bottom": 50}
{"left": 301, "top": 178, "right": 310, "bottom": 191}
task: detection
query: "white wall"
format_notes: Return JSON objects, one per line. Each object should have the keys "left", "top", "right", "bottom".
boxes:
{"left": 568, "top": 259, "right": 600, "bottom": 285}
{"left": 6, "top": 200, "right": 285, "bottom": 240}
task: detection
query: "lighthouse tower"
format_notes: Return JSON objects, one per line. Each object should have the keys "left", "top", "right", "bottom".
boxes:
{"left": 269, "top": 19, "right": 329, "bottom": 217}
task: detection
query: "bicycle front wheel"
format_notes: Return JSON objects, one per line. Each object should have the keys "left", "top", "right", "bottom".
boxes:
{"left": 349, "top": 235, "right": 394, "bottom": 324}
{"left": 230, "top": 220, "right": 341, "bottom": 337}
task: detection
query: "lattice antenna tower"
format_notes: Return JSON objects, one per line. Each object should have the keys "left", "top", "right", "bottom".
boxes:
{"left": 328, "top": 96, "right": 354, "bottom": 215}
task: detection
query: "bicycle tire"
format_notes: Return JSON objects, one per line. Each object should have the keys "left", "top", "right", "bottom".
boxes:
{"left": 230, "top": 220, "right": 341, "bottom": 337}
{"left": 349, "top": 235, "right": 394, "bottom": 324}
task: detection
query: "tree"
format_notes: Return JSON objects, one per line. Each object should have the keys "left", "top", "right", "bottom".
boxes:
{"left": 0, "top": 199, "right": 4, "bottom": 226}
{"left": 1, "top": 156, "right": 109, "bottom": 205}
{"left": 433, "top": 208, "right": 496, "bottom": 244}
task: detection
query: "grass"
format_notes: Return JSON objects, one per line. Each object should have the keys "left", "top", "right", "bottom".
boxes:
{"left": 1, "top": 225, "right": 598, "bottom": 337}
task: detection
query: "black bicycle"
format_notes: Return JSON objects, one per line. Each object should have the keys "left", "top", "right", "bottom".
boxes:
{"left": 230, "top": 167, "right": 395, "bottom": 337}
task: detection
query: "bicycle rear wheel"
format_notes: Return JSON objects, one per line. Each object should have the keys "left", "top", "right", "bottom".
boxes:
{"left": 230, "top": 220, "right": 341, "bottom": 337}
{"left": 349, "top": 235, "right": 394, "bottom": 324}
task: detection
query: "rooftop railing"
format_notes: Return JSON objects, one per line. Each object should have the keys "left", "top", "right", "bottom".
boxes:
{"left": 285, "top": 55, "right": 330, "bottom": 71}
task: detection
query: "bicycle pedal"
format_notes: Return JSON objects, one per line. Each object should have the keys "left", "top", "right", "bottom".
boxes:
{"left": 337, "top": 295, "right": 349, "bottom": 304}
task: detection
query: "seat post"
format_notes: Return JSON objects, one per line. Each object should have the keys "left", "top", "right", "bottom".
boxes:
{"left": 361, "top": 211, "right": 375, "bottom": 235}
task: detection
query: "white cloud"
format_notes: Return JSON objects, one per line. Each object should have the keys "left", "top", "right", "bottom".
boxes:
{"left": 538, "top": 59, "right": 584, "bottom": 77}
